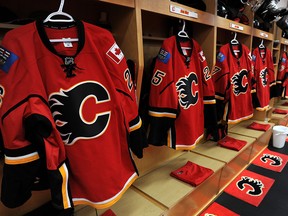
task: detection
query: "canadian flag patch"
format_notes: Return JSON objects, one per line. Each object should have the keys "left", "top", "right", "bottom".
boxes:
{"left": 106, "top": 43, "right": 124, "bottom": 64}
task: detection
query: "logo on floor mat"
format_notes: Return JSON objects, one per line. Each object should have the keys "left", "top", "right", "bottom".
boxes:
{"left": 252, "top": 148, "right": 288, "bottom": 172}
{"left": 237, "top": 176, "right": 264, "bottom": 196}
{"left": 225, "top": 170, "right": 274, "bottom": 206}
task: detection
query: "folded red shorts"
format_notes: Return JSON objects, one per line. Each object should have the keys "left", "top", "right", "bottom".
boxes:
{"left": 247, "top": 122, "right": 270, "bottom": 131}
{"left": 218, "top": 136, "right": 247, "bottom": 151}
{"left": 273, "top": 108, "right": 288, "bottom": 114}
{"left": 170, "top": 161, "right": 214, "bottom": 186}
{"left": 101, "top": 209, "right": 117, "bottom": 216}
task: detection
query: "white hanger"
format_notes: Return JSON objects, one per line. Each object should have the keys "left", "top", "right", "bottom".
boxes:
{"left": 259, "top": 39, "right": 265, "bottom": 48}
{"left": 231, "top": 32, "right": 239, "bottom": 45}
{"left": 284, "top": 45, "right": 287, "bottom": 52}
{"left": 43, "top": 0, "right": 74, "bottom": 23}
{"left": 178, "top": 20, "right": 189, "bottom": 39}
{"left": 43, "top": 0, "right": 78, "bottom": 43}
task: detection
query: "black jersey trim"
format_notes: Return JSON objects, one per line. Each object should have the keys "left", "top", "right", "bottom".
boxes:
{"left": 2, "top": 94, "right": 48, "bottom": 123}
{"left": 4, "top": 144, "right": 37, "bottom": 157}
{"left": 229, "top": 42, "right": 243, "bottom": 60}
{"left": 116, "top": 88, "right": 134, "bottom": 101}
{"left": 176, "top": 35, "right": 194, "bottom": 61}
{"left": 160, "top": 81, "right": 173, "bottom": 95}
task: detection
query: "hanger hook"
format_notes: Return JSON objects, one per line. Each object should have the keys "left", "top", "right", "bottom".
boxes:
{"left": 58, "top": 0, "right": 65, "bottom": 12}
{"left": 234, "top": 32, "right": 237, "bottom": 40}
{"left": 181, "top": 20, "right": 186, "bottom": 32}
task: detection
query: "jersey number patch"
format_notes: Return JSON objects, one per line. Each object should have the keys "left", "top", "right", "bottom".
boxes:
{"left": 151, "top": 70, "right": 166, "bottom": 86}
{"left": 124, "top": 69, "right": 133, "bottom": 91}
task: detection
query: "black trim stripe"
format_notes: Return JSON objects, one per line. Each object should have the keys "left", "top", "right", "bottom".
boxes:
{"left": 214, "top": 72, "right": 230, "bottom": 83}
{"left": 203, "top": 96, "right": 216, "bottom": 101}
{"left": 129, "top": 116, "right": 140, "bottom": 128}
{"left": 2, "top": 94, "right": 48, "bottom": 123}
{"left": 160, "top": 81, "right": 173, "bottom": 95}
{"left": 148, "top": 106, "right": 178, "bottom": 114}
{"left": 4, "top": 144, "right": 37, "bottom": 157}
{"left": 36, "top": 19, "right": 85, "bottom": 59}
{"left": 116, "top": 88, "right": 134, "bottom": 101}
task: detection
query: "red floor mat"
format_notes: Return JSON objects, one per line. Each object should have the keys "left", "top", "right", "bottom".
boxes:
{"left": 252, "top": 148, "right": 288, "bottom": 172}
{"left": 199, "top": 202, "right": 240, "bottom": 216}
{"left": 224, "top": 170, "right": 274, "bottom": 207}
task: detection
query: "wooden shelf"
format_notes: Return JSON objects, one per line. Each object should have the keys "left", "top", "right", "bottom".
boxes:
{"left": 281, "top": 38, "right": 288, "bottom": 45}
{"left": 252, "top": 28, "right": 274, "bottom": 41}
{"left": 142, "top": 35, "right": 166, "bottom": 41}
{"left": 139, "top": 0, "right": 215, "bottom": 27}
{"left": 134, "top": 151, "right": 225, "bottom": 215}
{"left": 0, "top": 23, "right": 21, "bottom": 30}
{"left": 229, "top": 120, "right": 274, "bottom": 139}
{"left": 98, "top": 0, "right": 134, "bottom": 8}
{"left": 216, "top": 16, "right": 252, "bottom": 35}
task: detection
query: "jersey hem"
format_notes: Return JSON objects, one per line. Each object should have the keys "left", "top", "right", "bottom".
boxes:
{"left": 227, "top": 113, "right": 253, "bottom": 124}
{"left": 72, "top": 173, "right": 138, "bottom": 209}
{"left": 175, "top": 134, "right": 204, "bottom": 150}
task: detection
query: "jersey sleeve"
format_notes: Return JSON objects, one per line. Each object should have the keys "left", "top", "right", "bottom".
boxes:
{"left": 194, "top": 42, "right": 218, "bottom": 141}
{"left": 276, "top": 53, "right": 288, "bottom": 96}
{"left": 212, "top": 48, "right": 230, "bottom": 122}
{"left": 251, "top": 49, "right": 260, "bottom": 107}
{"left": 148, "top": 41, "right": 178, "bottom": 146}
{"left": 267, "top": 49, "right": 276, "bottom": 98}
{"left": 100, "top": 30, "right": 147, "bottom": 158}
{"left": 0, "top": 37, "right": 73, "bottom": 211}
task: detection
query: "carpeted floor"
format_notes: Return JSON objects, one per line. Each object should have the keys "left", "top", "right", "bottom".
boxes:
{"left": 200, "top": 139, "right": 288, "bottom": 216}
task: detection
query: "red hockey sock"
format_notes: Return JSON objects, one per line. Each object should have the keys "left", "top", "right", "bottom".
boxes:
{"left": 218, "top": 136, "right": 247, "bottom": 151}
{"left": 247, "top": 122, "right": 271, "bottom": 131}
{"left": 273, "top": 108, "right": 288, "bottom": 114}
{"left": 170, "top": 161, "right": 214, "bottom": 186}
{"left": 101, "top": 209, "right": 117, "bottom": 216}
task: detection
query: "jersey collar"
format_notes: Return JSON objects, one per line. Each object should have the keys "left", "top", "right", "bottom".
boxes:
{"left": 36, "top": 18, "right": 85, "bottom": 59}
{"left": 229, "top": 42, "right": 243, "bottom": 60}
{"left": 176, "top": 35, "right": 194, "bottom": 68}
{"left": 258, "top": 46, "right": 266, "bottom": 61}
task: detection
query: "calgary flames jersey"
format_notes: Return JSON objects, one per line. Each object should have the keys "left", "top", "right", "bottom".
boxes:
{"left": 148, "top": 36, "right": 216, "bottom": 150}
{"left": 277, "top": 52, "right": 288, "bottom": 98}
{"left": 252, "top": 47, "right": 275, "bottom": 110}
{"left": 0, "top": 19, "right": 146, "bottom": 211}
{"left": 212, "top": 43, "right": 254, "bottom": 124}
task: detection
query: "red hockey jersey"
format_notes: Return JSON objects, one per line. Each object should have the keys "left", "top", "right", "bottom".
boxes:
{"left": 0, "top": 19, "right": 146, "bottom": 210}
{"left": 148, "top": 36, "right": 216, "bottom": 150}
{"left": 251, "top": 47, "right": 275, "bottom": 110}
{"left": 277, "top": 52, "right": 288, "bottom": 98}
{"left": 212, "top": 43, "right": 254, "bottom": 124}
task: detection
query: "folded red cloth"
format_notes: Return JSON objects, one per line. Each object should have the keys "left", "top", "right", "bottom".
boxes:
{"left": 247, "top": 122, "right": 270, "bottom": 131}
{"left": 218, "top": 136, "right": 247, "bottom": 151}
{"left": 101, "top": 209, "right": 117, "bottom": 216}
{"left": 273, "top": 108, "right": 288, "bottom": 114}
{"left": 170, "top": 161, "right": 214, "bottom": 186}
{"left": 281, "top": 102, "right": 288, "bottom": 106}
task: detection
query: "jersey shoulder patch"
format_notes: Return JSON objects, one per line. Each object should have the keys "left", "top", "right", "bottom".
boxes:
{"left": 0, "top": 46, "right": 18, "bottom": 73}
{"left": 157, "top": 48, "right": 171, "bottom": 64}
{"left": 216, "top": 52, "right": 226, "bottom": 63}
